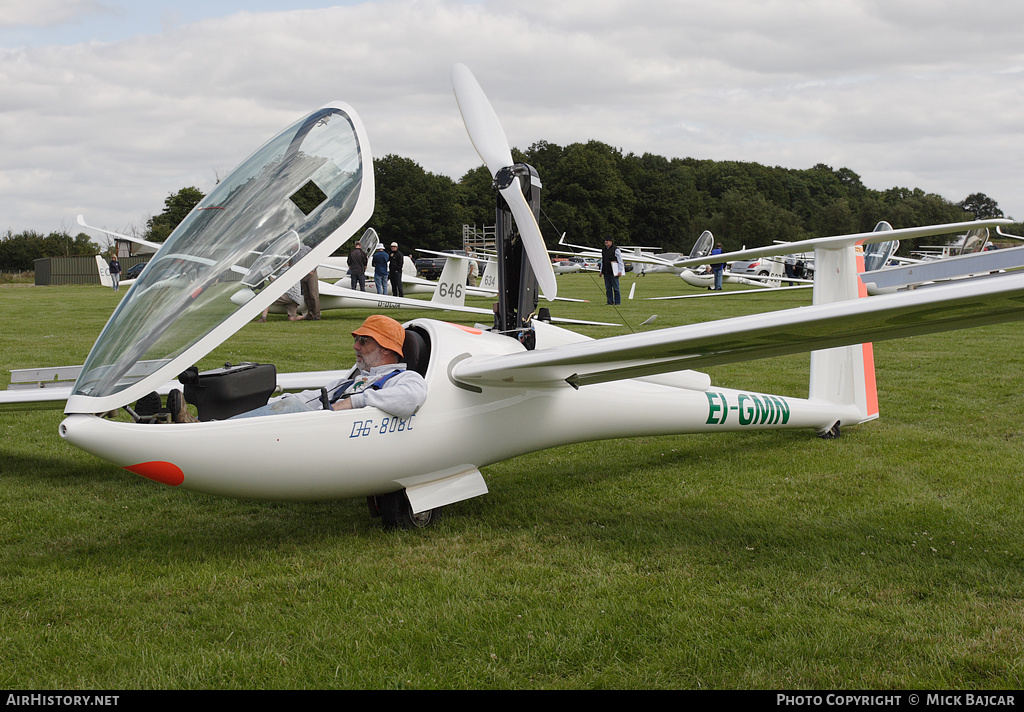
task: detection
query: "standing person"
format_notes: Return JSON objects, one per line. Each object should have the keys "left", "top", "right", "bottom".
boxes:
{"left": 295, "top": 244, "right": 321, "bottom": 320}
{"left": 372, "top": 244, "right": 389, "bottom": 294}
{"left": 108, "top": 256, "right": 121, "bottom": 291}
{"left": 347, "top": 240, "right": 368, "bottom": 292}
{"left": 466, "top": 255, "right": 479, "bottom": 287}
{"left": 388, "top": 242, "right": 405, "bottom": 298}
{"left": 710, "top": 243, "right": 725, "bottom": 291}
{"left": 600, "top": 237, "right": 624, "bottom": 305}
{"left": 784, "top": 256, "right": 797, "bottom": 286}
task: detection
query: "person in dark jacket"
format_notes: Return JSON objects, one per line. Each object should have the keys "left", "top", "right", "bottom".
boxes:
{"left": 347, "top": 241, "right": 368, "bottom": 291}
{"left": 372, "top": 244, "right": 389, "bottom": 294}
{"left": 600, "top": 237, "right": 624, "bottom": 305}
{"left": 710, "top": 244, "right": 725, "bottom": 291}
{"left": 108, "top": 256, "right": 121, "bottom": 291}
{"left": 388, "top": 242, "right": 405, "bottom": 297}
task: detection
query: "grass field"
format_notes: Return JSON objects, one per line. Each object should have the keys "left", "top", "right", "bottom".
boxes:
{"left": 1, "top": 272, "right": 1022, "bottom": 690}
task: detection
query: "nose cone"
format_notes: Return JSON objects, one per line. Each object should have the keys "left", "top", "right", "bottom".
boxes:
{"left": 230, "top": 287, "right": 257, "bottom": 307}
{"left": 59, "top": 414, "right": 141, "bottom": 470}
{"left": 60, "top": 415, "right": 182, "bottom": 486}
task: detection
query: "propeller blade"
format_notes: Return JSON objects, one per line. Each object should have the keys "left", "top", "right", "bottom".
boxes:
{"left": 452, "top": 63, "right": 557, "bottom": 300}
{"left": 451, "top": 63, "right": 513, "bottom": 176}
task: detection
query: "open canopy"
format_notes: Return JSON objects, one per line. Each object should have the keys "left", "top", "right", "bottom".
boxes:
{"left": 65, "top": 103, "right": 374, "bottom": 414}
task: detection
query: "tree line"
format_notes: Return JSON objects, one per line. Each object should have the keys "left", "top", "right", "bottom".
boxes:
{"left": 365, "top": 144, "right": 1017, "bottom": 257}
{"left": 4, "top": 141, "right": 1015, "bottom": 272}
{"left": 0, "top": 230, "right": 100, "bottom": 272}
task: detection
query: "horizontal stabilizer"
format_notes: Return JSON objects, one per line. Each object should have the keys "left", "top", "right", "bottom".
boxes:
{"left": 862, "top": 244, "right": 1024, "bottom": 293}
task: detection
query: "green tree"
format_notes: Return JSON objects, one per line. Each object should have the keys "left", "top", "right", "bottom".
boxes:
{"left": 538, "top": 140, "right": 635, "bottom": 248}
{"left": 808, "top": 198, "right": 855, "bottom": 237}
{"left": 0, "top": 230, "right": 99, "bottom": 271}
{"left": 145, "top": 186, "right": 205, "bottom": 242}
{"left": 706, "top": 190, "right": 802, "bottom": 251}
{"left": 620, "top": 153, "right": 701, "bottom": 253}
{"left": 881, "top": 187, "right": 970, "bottom": 228}
{"left": 959, "top": 192, "right": 1003, "bottom": 219}
{"left": 0, "top": 230, "right": 43, "bottom": 271}
{"left": 372, "top": 155, "right": 466, "bottom": 253}
{"left": 457, "top": 164, "right": 498, "bottom": 228}
{"left": 44, "top": 231, "right": 100, "bottom": 257}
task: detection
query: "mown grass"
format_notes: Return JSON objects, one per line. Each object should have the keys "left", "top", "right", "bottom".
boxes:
{"left": 1, "top": 273, "right": 1022, "bottom": 689}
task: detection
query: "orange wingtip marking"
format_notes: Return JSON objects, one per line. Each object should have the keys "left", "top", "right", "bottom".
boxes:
{"left": 861, "top": 342, "right": 879, "bottom": 416}
{"left": 125, "top": 461, "right": 185, "bottom": 486}
{"left": 447, "top": 323, "right": 483, "bottom": 334}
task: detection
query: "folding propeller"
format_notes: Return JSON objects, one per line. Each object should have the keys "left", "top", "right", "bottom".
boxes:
{"left": 451, "top": 63, "right": 557, "bottom": 300}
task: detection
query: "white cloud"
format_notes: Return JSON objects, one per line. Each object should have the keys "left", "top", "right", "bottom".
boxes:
{"left": 3, "top": 0, "right": 1024, "bottom": 237}
{"left": 0, "top": 0, "right": 110, "bottom": 29}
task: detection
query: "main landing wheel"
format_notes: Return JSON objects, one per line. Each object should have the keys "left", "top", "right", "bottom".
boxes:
{"left": 373, "top": 490, "right": 443, "bottom": 530}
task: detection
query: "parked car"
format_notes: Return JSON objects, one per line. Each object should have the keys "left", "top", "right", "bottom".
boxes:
{"left": 415, "top": 250, "right": 486, "bottom": 281}
{"left": 728, "top": 257, "right": 770, "bottom": 276}
{"left": 730, "top": 256, "right": 813, "bottom": 280}
{"left": 414, "top": 254, "right": 450, "bottom": 280}
{"left": 124, "top": 262, "right": 148, "bottom": 280}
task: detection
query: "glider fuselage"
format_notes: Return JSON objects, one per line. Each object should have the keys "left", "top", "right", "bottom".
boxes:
{"left": 59, "top": 318, "right": 857, "bottom": 502}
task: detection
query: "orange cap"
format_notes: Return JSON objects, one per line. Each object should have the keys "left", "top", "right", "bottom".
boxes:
{"left": 352, "top": 314, "right": 405, "bottom": 357}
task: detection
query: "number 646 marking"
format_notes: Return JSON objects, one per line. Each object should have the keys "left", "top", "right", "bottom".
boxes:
{"left": 437, "top": 281, "right": 463, "bottom": 299}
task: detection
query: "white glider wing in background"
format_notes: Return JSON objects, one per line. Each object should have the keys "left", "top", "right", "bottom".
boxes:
{"left": 451, "top": 270, "right": 1024, "bottom": 389}
{"left": 670, "top": 220, "right": 1013, "bottom": 272}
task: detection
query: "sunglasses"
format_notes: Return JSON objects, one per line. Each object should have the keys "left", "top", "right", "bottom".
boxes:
{"left": 353, "top": 335, "right": 376, "bottom": 346}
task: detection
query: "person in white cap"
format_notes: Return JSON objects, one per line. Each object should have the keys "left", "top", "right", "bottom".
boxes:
{"left": 372, "top": 243, "right": 389, "bottom": 294}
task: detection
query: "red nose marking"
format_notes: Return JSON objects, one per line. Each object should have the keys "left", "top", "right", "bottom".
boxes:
{"left": 124, "top": 461, "right": 184, "bottom": 486}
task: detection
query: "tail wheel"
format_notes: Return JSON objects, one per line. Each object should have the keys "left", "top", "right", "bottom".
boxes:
{"left": 377, "top": 490, "right": 443, "bottom": 530}
{"left": 817, "top": 421, "right": 841, "bottom": 440}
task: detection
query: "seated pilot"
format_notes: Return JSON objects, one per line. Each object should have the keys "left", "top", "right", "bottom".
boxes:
{"left": 168, "top": 315, "right": 427, "bottom": 422}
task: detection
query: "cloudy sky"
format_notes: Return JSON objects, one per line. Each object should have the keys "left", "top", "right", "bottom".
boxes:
{"left": 3, "top": 0, "right": 1023, "bottom": 241}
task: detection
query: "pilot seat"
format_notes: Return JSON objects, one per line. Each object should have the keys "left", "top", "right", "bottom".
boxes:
{"left": 170, "top": 326, "right": 430, "bottom": 422}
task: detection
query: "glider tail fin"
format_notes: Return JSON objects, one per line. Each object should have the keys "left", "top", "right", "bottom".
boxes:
{"left": 479, "top": 260, "right": 497, "bottom": 291}
{"left": 95, "top": 256, "right": 113, "bottom": 288}
{"left": 766, "top": 256, "right": 785, "bottom": 288}
{"left": 430, "top": 255, "right": 470, "bottom": 306}
{"left": 808, "top": 244, "right": 879, "bottom": 429}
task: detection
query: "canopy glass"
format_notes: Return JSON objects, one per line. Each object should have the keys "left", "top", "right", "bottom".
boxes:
{"left": 70, "top": 105, "right": 370, "bottom": 407}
